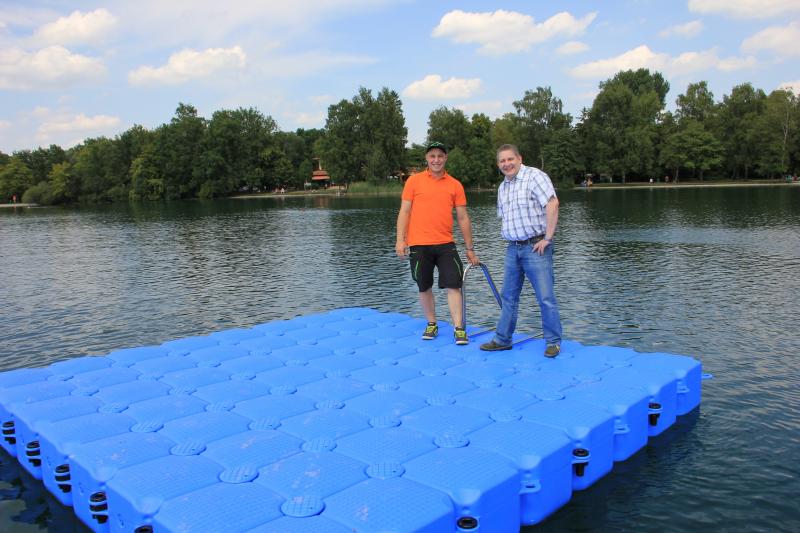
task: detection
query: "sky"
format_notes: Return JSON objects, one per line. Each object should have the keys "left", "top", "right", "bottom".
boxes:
{"left": 1, "top": 0, "right": 799, "bottom": 154}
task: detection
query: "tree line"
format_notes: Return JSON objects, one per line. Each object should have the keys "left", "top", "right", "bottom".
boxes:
{"left": 1, "top": 69, "right": 798, "bottom": 205}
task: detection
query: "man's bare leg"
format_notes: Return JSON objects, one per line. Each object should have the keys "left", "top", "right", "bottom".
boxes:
{"left": 447, "top": 288, "right": 463, "bottom": 328}
{"left": 419, "top": 289, "right": 436, "bottom": 323}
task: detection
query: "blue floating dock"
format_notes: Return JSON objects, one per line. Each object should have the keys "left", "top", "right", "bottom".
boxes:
{"left": 0, "top": 308, "right": 702, "bottom": 532}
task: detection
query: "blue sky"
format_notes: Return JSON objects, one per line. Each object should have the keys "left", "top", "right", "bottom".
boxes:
{"left": 1, "top": 1, "right": 799, "bottom": 153}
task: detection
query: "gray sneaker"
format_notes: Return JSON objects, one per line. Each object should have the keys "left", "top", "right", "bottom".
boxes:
{"left": 544, "top": 344, "right": 561, "bottom": 358}
{"left": 479, "top": 340, "right": 512, "bottom": 351}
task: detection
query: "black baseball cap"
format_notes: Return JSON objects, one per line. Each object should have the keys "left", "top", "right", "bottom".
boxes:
{"left": 425, "top": 141, "right": 447, "bottom": 154}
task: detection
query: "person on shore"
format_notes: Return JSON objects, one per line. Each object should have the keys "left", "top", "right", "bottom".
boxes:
{"left": 396, "top": 141, "right": 479, "bottom": 345}
{"left": 480, "top": 144, "right": 563, "bottom": 357}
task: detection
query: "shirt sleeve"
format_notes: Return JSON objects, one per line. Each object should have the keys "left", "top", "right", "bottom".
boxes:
{"left": 453, "top": 180, "right": 467, "bottom": 207}
{"left": 401, "top": 176, "right": 415, "bottom": 202}
{"left": 531, "top": 171, "right": 556, "bottom": 208}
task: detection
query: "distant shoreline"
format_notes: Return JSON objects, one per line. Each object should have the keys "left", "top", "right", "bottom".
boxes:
{"left": 4, "top": 180, "right": 797, "bottom": 207}
{"left": 231, "top": 180, "right": 800, "bottom": 199}
{"left": 575, "top": 180, "right": 800, "bottom": 190}
{"left": 0, "top": 203, "right": 38, "bottom": 209}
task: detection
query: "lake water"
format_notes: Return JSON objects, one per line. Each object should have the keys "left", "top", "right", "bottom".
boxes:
{"left": 1, "top": 186, "right": 799, "bottom": 532}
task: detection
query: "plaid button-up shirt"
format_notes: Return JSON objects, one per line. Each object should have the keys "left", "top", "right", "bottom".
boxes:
{"left": 497, "top": 164, "right": 556, "bottom": 241}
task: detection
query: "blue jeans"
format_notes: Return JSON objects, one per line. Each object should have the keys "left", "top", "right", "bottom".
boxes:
{"left": 493, "top": 241, "right": 562, "bottom": 346}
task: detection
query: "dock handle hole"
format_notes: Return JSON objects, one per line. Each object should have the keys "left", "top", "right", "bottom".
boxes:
{"left": 135, "top": 527, "right": 154, "bottom": 533}
{"left": 2, "top": 421, "right": 15, "bottom": 443}
{"left": 648, "top": 402, "right": 662, "bottom": 426}
{"left": 89, "top": 491, "right": 108, "bottom": 521}
{"left": 25, "top": 441, "right": 42, "bottom": 468}
{"left": 573, "top": 447, "right": 590, "bottom": 477}
{"left": 457, "top": 516, "right": 479, "bottom": 529}
{"left": 55, "top": 464, "right": 72, "bottom": 493}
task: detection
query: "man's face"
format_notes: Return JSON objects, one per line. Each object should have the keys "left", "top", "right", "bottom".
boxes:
{"left": 426, "top": 148, "right": 447, "bottom": 173}
{"left": 497, "top": 149, "right": 522, "bottom": 178}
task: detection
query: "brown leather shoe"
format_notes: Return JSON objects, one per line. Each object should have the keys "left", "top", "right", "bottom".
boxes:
{"left": 480, "top": 340, "right": 512, "bottom": 351}
{"left": 544, "top": 344, "right": 561, "bottom": 358}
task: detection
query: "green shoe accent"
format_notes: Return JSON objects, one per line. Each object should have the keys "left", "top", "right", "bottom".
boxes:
{"left": 422, "top": 322, "right": 438, "bottom": 340}
{"left": 454, "top": 327, "right": 468, "bottom": 345}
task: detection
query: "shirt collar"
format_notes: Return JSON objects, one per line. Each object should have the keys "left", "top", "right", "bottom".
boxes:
{"left": 426, "top": 169, "right": 449, "bottom": 180}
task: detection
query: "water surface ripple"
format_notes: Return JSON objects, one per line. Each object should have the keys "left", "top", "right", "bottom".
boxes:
{"left": 1, "top": 186, "right": 799, "bottom": 532}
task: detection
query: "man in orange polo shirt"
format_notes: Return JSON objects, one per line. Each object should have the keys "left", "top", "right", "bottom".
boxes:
{"left": 396, "top": 141, "right": 479, "bottom": 345}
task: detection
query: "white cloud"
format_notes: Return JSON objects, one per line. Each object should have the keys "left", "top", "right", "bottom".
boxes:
{"left": 557, "top": 41, "right": 589, "bottom": 55}
{"left": 284, "top": 110, "right": 326, "bottom": 127}
{"left": 455, "top": 100, "right": 505, "bottom": 117}
{"left": 309, "top": 95, "right": 334, "bottom": 106}
{"left": 432, "top": 9, "right": 597, "bottom": 55}
{"left": 688, "top": 0, "right": 800, "bottom": 19}
{"left": 118, "top": 0, "right": 396, "bottom": 47}
{"left": 256, "top": 50, "right": 376, "bottom": 79}
{"left": 402, "top": 75, "right": 483, "bottom": 99}
{"left": 778, "top": 80, "right": 800, "bottom": 94}
{"left": 38, "top": 113, "right": 119, "bottom": 136}
{"left": 0, "top": 46, "right": 105, "bottom": 90}
{"left": 568, "top": 45, "right": 755, "bottom": 79}
{"left": 659, "top": 20, "right": 703, "bottom": 38}
{"left": 716, "top": 55, "right": 758, "bottom": 71}
{"left": 35, "top": 112, "right": 120, "bottom": 146}
{"left": 128, "top": 46, "right": 246, "bottom": 86}
{"left": 0, "top": 120, "right": 11, "bottom": 130}
{"left": 33, "top": 9, "right": 117, "bottom": 46}
{"left": 29, "top": 106, "right": 51, "bottom": 118}
{"left": 741, "top": 22, "right": 800, "bottom": 57}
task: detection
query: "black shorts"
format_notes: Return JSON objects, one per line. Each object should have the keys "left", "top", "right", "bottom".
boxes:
{"left": 409, "top": 242, "right": 464, "bottom": 292}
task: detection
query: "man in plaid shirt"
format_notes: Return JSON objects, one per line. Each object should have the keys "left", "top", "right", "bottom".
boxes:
{"left": 480, "top": 144, "right": 563, "bottom": 357}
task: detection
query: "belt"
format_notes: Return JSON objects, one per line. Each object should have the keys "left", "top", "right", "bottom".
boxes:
{"left": 511, "top": 234, "right": 545, "bottom": 245}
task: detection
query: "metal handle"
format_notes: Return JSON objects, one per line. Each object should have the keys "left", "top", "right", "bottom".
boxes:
{"left": 461, "top": 262, "right": 502, "bottom": 331}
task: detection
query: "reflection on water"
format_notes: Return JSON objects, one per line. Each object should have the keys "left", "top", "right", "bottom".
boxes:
{"left": 1, "top": 186, "right": 799, "bottom": 532}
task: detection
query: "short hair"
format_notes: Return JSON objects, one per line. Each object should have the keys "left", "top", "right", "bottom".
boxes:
{"left": 496, "top": 144, "right": 520, "bottom": 158}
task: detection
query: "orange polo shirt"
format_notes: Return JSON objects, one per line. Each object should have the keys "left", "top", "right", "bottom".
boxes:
{"left": 401, "top": 169, "right": 467, "bottom": 246}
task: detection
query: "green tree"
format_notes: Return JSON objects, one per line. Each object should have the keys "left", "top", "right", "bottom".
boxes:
{"left": 512, "top": 87, "right": 572, "bottom": 169}
{"left": 373, "top": 88, "right": 407, "bottom": 179}
{"left": 280, "top": 128, "right": 324, "bottom": 189}
{"left": 156, "top": 103, "right": 207, "bottom": 198}
{"left": 716, "top": 83, "right": 766, "bottom": 179}
{"left": 660, "top": 119, "right": 723, "bottom": 181}
{"left": 583, "top": 70, "right": 667, "bottom": 182}
{"left": 676, "top": 81, "right": 716, "bottom": 124}
{"left": 319, "top": 87, "right": 407, "bottom": 184}
{"left": 752, "top": 89, "right": 796, "bottom": 177}
{"left": 197, "top": 107, "right": 280, "bottom": 195}
{"left": 70, "top": 137, "right": 128, "bottom": 201}
{"left": 14, "top": 145, "right": 67, "bottom": 184}
{"left": 491, "top": 113, "right": 518, "bottom": 149}
{"left": 610, "top": 68, "right": 670, "bottom": 107}
{"left": 48, "top": 161, "right": 75, "bottom": 203}
{"left": 427, "top": 107, "right": 470, "bottom": 152}
{"left": 0, "top": 157, "right": 35, "bottom": 201}
{"left": 129, "top": 144, "right": 164, "bottom": 200}
{"left": 541, "top": 128, "right": 580, "bottom": 182}
{"left": 318, "top": 97, "right": 361, "bottom": 184}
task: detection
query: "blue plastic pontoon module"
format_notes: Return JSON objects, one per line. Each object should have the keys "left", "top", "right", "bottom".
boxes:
{"left": 0, "top": 308, "right": 702, "bottom": 532}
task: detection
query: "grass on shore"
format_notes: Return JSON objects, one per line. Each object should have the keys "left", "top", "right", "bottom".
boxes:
{"left": 346, "top": 181, "right": 403, "bottom": 195}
